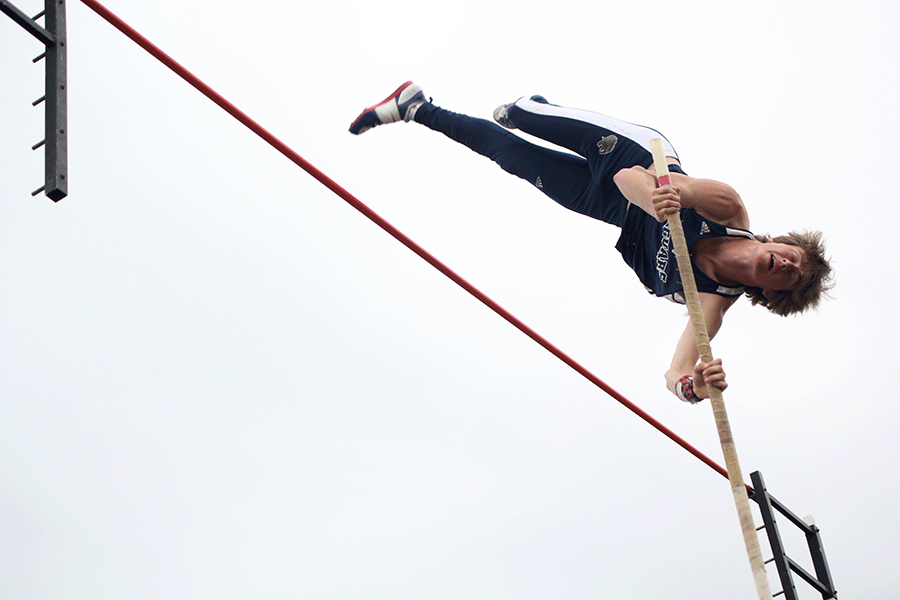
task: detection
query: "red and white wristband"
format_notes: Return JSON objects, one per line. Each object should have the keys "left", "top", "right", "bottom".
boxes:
{"left": 675, "top": 375, "right": 702, "bottom": 404}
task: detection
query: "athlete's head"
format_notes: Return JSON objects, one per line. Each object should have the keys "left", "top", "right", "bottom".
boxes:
{"left": 744, "top": 230, "right": 833, "bottom": 316}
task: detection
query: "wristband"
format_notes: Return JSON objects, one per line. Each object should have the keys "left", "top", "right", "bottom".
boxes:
{"left": 675, "top": 375, "right": 701, "bottom": 404}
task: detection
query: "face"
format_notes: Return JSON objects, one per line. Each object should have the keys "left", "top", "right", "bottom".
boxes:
{"left": 756, "top": 242, "right": 805, "bottom": 292}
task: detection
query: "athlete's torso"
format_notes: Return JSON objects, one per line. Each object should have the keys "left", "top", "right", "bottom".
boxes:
{"left": 615, "top": 207, "right": 756, "bottom": 304}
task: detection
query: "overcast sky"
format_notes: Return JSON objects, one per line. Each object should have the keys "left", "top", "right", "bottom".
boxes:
{"left": 2, "top": 1, "right": 899, "bottom": 598}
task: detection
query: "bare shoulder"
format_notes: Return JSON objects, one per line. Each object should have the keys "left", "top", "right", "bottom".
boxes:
{"left": 671, "top": 173, "right": 750, "bottom": 229}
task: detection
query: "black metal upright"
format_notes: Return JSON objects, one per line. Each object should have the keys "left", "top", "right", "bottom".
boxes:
{"left": 42, "top": 0, "right": 67, "bottom": 200}
{"left": 1, "top": 0, "right": 68, "bottom": 201}
{"left": 750, "top": 471, "right": 837, "bottom": 599}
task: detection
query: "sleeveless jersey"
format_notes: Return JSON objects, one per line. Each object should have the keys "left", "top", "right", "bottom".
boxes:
{"left": 614, "top": 207, "right": 755, "bottom": 304}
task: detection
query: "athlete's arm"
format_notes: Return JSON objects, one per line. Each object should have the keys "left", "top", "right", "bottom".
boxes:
{"left": 613, "top": 166, "right": 749, "bottom": 228}
{"left": 665, "top": 292, "right": 738, "bottom": 399}
{"left": 612, "top": 165, "right": 662, "bottom": 218}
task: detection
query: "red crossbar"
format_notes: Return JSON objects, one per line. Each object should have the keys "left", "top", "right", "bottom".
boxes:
{"left": 79, "top": 0, "right": 732, "bottom": 483}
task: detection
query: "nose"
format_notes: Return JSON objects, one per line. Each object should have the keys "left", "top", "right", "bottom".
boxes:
{"left": 781, "top": 256, "right": 800, "bottom": 275}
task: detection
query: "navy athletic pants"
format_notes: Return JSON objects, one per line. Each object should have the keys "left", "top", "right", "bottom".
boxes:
{"left": 413, "top": 97, "right": 680, "bottom": 229}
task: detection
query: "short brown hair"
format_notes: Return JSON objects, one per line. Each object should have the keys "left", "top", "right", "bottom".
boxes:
{"left": 744, "top": 230, "right": 834, "bottom": 316}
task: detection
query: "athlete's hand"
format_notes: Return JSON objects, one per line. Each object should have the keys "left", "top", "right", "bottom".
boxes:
{"left": 693, "top": 358, "right": 727, "bottom": 398}
{"left": 651, "top": 185, "right": 681, "bottom": 222}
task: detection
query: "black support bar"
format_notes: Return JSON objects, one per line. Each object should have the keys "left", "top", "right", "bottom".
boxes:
{"left": 43, "top": 0, "right": 67, "bottom": 200}
{"left": 750, "top": 471, "right": 837, "bottom": 600}
{"left": 0, "top": 0, "right": 54, "bottom": 44}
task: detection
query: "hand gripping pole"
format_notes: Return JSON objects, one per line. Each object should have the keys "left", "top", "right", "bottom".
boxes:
{"left": 650, "top": 139, "right": 773, "bottom": 600}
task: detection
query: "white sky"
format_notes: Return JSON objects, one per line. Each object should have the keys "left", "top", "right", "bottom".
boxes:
{"left": 2, "top": 1, "right": 898, "bottom": 598}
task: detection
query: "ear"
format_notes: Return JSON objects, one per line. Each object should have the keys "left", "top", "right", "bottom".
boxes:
{"left": 762, "top": 288, "right": 774, "bottom": 299}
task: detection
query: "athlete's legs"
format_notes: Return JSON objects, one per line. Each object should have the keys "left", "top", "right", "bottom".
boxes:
{"left": 504, "top": 97, "right": 680, "bottom": 185}
{"left": 414, "top": 103, "right": 621, "bottom": 222}
{"left": 508, "top": 97, "right": 678, "bottom": 157}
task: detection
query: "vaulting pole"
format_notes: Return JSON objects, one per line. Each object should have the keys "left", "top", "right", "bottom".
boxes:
{"left": 650, "top": 139, "right": 773, "bottom": 600}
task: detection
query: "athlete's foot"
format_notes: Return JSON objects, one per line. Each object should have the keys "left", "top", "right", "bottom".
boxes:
{"left": 492, "top": 102, "right": 516, "bottom": 129}
{"left": 348, "top": 81, "right": 426, "bottom": 135}
{"left": 493, "top": 95, "right": 550, "bottom": 129}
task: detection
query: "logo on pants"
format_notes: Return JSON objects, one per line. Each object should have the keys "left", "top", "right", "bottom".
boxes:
{"left": 597, "top": 134, "right": 618, "bottom": 155}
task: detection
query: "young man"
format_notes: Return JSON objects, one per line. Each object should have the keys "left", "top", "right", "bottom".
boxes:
{"left": 349, "top": 82, "right": 832, "bottom": 403}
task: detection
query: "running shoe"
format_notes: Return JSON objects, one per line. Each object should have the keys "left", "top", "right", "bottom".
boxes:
{"left": 348, "top": 81, "right": 426, "bottom": 135}
{"left": 492, "top": 95, "right": 549, "bottom": 129}
{"left": 492, "top": 102, "right": 516, "bottom": 129}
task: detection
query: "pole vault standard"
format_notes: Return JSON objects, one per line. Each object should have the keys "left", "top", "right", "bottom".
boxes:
{"left": 650, "top": 140, "right": 773, "bottom": 600}
{"left": 0, "top": 0, "right": 67, "bottom": 200}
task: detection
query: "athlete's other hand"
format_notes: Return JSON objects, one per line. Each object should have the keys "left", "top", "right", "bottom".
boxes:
{"left": 651, "top": 185, "right": 681, "bottom": 222}
{"left": 693, "top": 358, "right": 727, "bottom": 398}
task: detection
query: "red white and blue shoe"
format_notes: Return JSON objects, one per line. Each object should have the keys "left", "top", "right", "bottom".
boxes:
{"left": 348, "top": 81, "right": 427, "bottom": 135}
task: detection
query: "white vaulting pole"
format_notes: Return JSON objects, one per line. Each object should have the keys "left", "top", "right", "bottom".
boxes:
{"left": 650, "top": 139, "right": 773, "bottom": 600}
